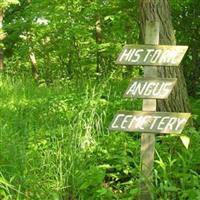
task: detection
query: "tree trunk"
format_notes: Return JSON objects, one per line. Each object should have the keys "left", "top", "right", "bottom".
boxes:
{"left": 0, "top": 10, "right": 4, "bottom": 70}
{"left": 0, "top": 51, "right": 3, "bottom": 70}
{"left": 29, "top": 50, "right": 39, "bottom": 82}
{"left": 95, "top": 16, "right": 102, "bottom": 75}
{"left": 139, "top": 0, "right": 191, "bottom": 112}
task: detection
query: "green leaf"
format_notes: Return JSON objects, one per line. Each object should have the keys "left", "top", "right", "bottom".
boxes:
{"left": 164, "top": 185, "right": 180, "bottom": 192}
{"left": 180, "top": 135, "right": 190, "bottom": 149}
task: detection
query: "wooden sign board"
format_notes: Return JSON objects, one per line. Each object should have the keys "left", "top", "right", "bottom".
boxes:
{"left": 124, "top": 78, "right": 177, "bottom": 99}
{"left": 116, "top": 45, "right": 188, "bottom": 66}
{"left": 109, "top": 111, "right": 190, "bottom": 134}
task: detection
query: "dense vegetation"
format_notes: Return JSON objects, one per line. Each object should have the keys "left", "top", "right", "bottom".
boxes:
{"left": 0, "top": 0, "right": 200, "bottom": 199}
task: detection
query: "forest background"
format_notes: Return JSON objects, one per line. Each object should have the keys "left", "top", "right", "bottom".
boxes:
{"left": 0, "top": 0, "right": 200, "bottom": 199}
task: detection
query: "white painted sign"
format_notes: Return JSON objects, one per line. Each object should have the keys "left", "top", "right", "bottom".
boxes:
{"left": 109, "top": 111, "right": 190, "bottom": 134}
{"left": 124, "top": 78, "right": 177, "bottom": 99}
{"left": 116, "top": 45, "right": 188, "bottom": 66}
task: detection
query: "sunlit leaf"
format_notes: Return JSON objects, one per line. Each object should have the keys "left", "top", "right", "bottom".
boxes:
{"left": 180, "top": 135, "right": 190, "bottom": 149}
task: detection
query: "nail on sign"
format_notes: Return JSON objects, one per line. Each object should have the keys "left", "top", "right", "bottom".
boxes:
{"left": 109, "top": 111, "right": 191, "bottom": 134}
{"left": 124, "top": 78, "right": 177, "bottom": 99}
{"left": 116, "top": 45, "right": 188, "bottom": 66}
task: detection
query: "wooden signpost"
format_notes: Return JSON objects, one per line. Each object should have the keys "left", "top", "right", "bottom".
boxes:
{"left": 109, "top": 21, "right": 190, "bottom": 200}
{"left": 109, "top": 111, "right": 190, "bottom": 134}
{"left": 124, "top": 78, "right": 177, "bottom": 99}
{"left": 116, "top": 45, "right": 188, "bottom": 66}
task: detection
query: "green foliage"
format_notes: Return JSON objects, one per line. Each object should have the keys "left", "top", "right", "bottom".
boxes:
{"left": 1, "top": 0, "right": 200, "bottom": 199}
{"left": 0, "top": 75, "right": 200, "bottom": 199}
{"left": 190, "top": 98, "right": 200, "bottom": 127}
{"left": 0, "top": 173, "right": 16, "bottom": 200}
{"left": 3, "top": 0, "right": 139, "bottom": 82}
{"left": 0, "top": 75, "right": 141, "bottom": 199}
{"left": 172, "top": 0, "right": 200, "bottom": 97}
{"left": 0, "top": 0, "right": 19, "bottom": 9}
{"left": 88, "top": 133, "right": 140, "bottom": 199}
{"left": 154, "top": 127, "right": 200, "bottom": 199}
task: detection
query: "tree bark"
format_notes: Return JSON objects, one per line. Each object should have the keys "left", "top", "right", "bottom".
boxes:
{"left": 139, "top": 0, "right": 191, "bottom": 112}
{"left": 0, "top": 50, "right": 3, "bottom": 70}
{"left": 29, "top": 50, "right": 39, "bottom": 82}
{"left": 0, "top": 10, "right": 4, "bottom": 70}
{"left": 95, "top": 16, "right": 102, "bottom": 75}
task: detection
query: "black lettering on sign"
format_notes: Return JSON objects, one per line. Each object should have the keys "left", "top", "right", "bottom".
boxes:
{"left": 116, "top": 45, "right": 188, "bottom": 66}
{"left": 124, "top": 78, "right": 177, "bottom": 99}
{"left": 109, "top": 111, "right": 190, "bottom": 134}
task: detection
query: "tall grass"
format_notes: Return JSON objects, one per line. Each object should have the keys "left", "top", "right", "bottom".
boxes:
{"left": 0, "top": 75, "right": 140, "bottom": 199}
{"left": 0, "top": 75, "right": 200, "bottom": 199}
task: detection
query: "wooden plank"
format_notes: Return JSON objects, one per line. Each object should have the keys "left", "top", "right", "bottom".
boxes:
{"left": 140, "top": 22, "right": 159, "bottom": 200}
{"left": 109, "top": 111, "right": 191, "bottom": 134}
{"left": 116, "top": 45, "right": 188, "bottom": 66}
{"left": 124, "top": 78, "right": 177, "bottom": 99}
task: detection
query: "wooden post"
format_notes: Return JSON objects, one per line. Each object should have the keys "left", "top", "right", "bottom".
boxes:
{"left": 140, "top": 21, "right": 159, "bottom": 200}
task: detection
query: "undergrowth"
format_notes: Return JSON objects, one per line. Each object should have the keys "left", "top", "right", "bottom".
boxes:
{"left": 0, "top": 75, "right": 200, "bottom": 200}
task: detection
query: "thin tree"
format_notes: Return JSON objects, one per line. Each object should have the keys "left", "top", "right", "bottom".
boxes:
{"left": 0, "top": 0, "right": 19, "bottom": 71}
{"left": 0, "top": 9, "right": 4, "bottom": 70}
